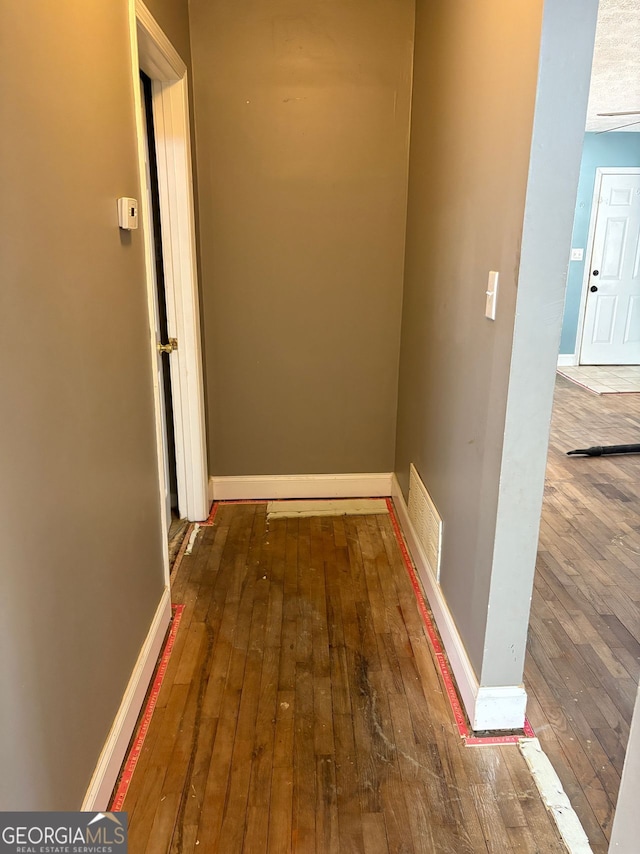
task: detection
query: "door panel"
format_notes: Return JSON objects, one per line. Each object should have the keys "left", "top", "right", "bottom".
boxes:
{"left": 581, "top": 172, "right": 640, "bottom": 364}
{"left": 592, "top": 295, "right": 617, "bottom": 344}
{"left": 600, "top": 218, "right": 626, "bottom": 279}
{"left": 139, "top": 76, "right": 173, "bottom": 523}
{"left": 625, "top": 296, "right": 640, "bottom": 343}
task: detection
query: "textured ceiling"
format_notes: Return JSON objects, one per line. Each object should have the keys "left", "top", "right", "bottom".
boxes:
{"left": 586, "top": 0, "right": 640, "bottom": 132}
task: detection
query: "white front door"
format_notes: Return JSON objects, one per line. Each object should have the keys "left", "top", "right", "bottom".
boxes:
{"left": 580, "top": 172, "right": 640, "bottom": 365}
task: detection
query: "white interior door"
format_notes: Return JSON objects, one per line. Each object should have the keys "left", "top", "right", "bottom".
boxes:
{"left": 580, "top": 172, "right": 640, "bottom": 365}
{"left": 139, "top": 77, "right": 172, "bottom": 523}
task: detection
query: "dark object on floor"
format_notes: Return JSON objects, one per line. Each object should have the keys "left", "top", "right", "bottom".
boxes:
{"left": 567, "top": 443, "right": 640, "bottom": 456}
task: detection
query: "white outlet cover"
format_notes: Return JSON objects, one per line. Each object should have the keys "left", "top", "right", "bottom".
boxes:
{"left": 570, "top": 248, "right": 584, "bottom": 261}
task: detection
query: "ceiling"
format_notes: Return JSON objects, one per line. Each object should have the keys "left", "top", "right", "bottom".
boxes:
{"left": 586, "top": 0, "right": 640, "bottom": 132}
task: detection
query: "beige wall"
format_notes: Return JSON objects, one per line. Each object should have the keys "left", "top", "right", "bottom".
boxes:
{"left": 189, "top": 0, "right": 414, "bottom": 476}
{"left": 395, "top": 0, "right": 544, "bottom": 676}
{"left": 0, "top": 1, "right": 176, "bottom": 808}
{"left": 145, "top": 0, "right": 191, "bottom": 65}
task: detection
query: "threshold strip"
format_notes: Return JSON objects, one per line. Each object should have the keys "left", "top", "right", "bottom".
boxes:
{"left": 520, "top": 738, "right": 593, "bottom": 853}
{"left": 203, "top": 496, "right": 387, "bottom": 526}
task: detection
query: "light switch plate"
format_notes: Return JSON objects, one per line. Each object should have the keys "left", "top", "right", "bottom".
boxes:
{"left": 570, "top": 248, "right": 584, "bottom": 261}
{"left": 485, "top": 271, "right": 499, "bottom": 320}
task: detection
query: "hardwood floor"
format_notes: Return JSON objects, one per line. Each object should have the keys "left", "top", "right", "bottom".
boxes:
{"left": 525, "top": 376, "right": 640, "bottom": 853}
{"left": 121, "top": 377, "right": 640, "bottom": 852}
{"left": 123, "top": 505, "right": 565, "bottom": 852}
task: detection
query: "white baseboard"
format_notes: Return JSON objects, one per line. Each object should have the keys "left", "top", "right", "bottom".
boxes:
{"left": 391, "top": 474, "right": 527, "bottom": 732}
{"left": 209, "top": 472, "right": 394, "bottom": 501}
{"left": 557, "top": 353, "right": 577, "bottom": 367}
{"left": 81, "top": 587, "right": 172, "bottom": 810}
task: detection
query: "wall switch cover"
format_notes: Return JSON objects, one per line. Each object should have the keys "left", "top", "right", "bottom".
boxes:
{"left": 485, "top": 271, "right": 499, "bottom": 320}
{"left": 570, "top": 248, "right": 584, "bottom": 261}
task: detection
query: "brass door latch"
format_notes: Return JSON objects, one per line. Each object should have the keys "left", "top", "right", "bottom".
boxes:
{"left": 157, "top": 338, "right": 178, "bottom": 354}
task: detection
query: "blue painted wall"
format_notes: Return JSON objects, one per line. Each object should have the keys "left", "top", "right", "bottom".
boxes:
{"left": 560, "top": 132, "right": 640, "bottom": 355}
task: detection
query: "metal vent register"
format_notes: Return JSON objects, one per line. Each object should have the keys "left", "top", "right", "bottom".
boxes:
{"left": 407, "top": 463, "right": 443, "bottom": 582}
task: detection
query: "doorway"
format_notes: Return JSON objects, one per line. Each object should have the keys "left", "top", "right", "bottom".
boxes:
{"left": 139, "top": 71, "right": 178, "bottom": 522}
{"left": 579, "top": 168, "right": 640, "bottom": 365}
{"left": 130, "top": 0, "right": 209, "bottom": 587}
{"left": 138, "top": 71, "right": 189, "bottom": 565}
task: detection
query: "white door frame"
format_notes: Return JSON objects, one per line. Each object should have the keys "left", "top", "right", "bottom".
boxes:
{"left": 576, "top": 166, "right": 640, "bottom": 364}
{"left": 128, "top": 1, "right": 209, "bottom": 577}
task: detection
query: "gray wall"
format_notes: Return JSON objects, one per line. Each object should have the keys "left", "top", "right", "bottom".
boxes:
{"left": 394, "top": 0, "right": 544, "bottom": 676}
{"left": 0, "top": 0, "right": 188, "bottom": 809}
{"left": 189, "top": 0, "right": 414, "bottom": 477}
{"left": 480, "top": 0, "right": 598, "bottom": 686}
{"left": 395, "top": 0, "right": 597, "bottom": 682}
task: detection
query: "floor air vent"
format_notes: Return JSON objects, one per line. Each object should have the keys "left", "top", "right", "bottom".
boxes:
{"left": 408, "top": 463, "right": 443, "bottom": 582}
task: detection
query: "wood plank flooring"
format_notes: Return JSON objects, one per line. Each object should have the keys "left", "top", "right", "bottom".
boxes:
{"left": 525, "top": 376, "right": 640, "bottom": 853}
{"left": 124, "top": 506, "right": 565, "bottom": 852}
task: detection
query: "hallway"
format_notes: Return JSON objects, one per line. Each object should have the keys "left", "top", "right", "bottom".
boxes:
{"left": 2, "top": 0, "right": 602, "bottom": 820}
{"left": 524, "top": 376, "right": 640, "bottom": 852}
{"left": 121, "top": 504, "right": 564, "bottom": 852}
